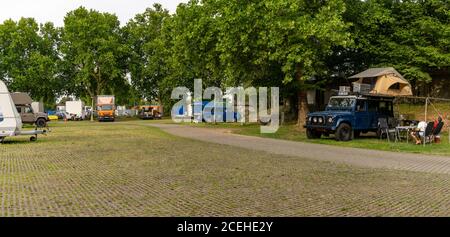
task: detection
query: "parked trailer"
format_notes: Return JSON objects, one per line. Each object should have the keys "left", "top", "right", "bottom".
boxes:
{"left": 0, "top": 80, "right": 47, "bottom": 143}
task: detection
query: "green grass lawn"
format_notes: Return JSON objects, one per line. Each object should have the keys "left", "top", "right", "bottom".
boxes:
{"left": 0, "top": 121, "right": 449, "bottom": 216}
{"left": 397, "top": 102, "right": 450, "bottom": 121}
{"left": 158, "top": 101, "right": 450, "bottom": 156}
{"left": 235, "top": 123, "right": 450, "bottom": 156}
{"left": 160, "top": 120, "right": 450, "bottom": 156}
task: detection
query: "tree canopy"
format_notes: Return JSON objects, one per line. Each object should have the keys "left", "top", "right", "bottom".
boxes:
{"left": 0, "top": 18, "right": 61, "bottom": 104}
{"left": 123, "top": 3, "right": 170, "bottom": 102}
{"left": 0, "top": 0, "right": 448, "bottom": 120}
{"left": 60, "top": 7, "right": 129, "bottom": 103}
{"left": 329, "top": 0, "right": 449, "bottom": 82}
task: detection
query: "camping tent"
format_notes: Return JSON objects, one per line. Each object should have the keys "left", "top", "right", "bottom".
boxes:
{"left": 349, "top": 67, "right": 413, "bottom": 96}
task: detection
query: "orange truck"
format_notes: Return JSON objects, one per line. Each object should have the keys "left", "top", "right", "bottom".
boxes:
{"left": 96, "top": 95, "right": 115, "bottom": 122}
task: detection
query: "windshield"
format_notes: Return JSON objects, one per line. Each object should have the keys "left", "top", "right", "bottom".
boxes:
{"left": 141, "top": 107, "right": 152, "bottom": 112}
{"left": 99, "top": 105, "right": 113, "bottom": 110}
{"left": 327, "top": 97, "right": 355, "bottom": 110}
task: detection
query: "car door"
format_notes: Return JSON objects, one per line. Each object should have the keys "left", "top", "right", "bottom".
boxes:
{"left": 354, "top": 99, "right": 369, "bottom": 130}
{"left": 377, "top": 100, "right": 394, "bottom": 126}
{"left": 367, "top": 100, "right": 380, "bottom": 129}
{"left": 21, "top": 106, "right": 35, "bottom": 123}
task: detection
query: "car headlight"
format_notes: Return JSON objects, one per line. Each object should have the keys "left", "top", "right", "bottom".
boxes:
{"left": 327, "top": 116, "right": 334, "bottom": 123}
{"left": 318, "top": 117, "right": 323, "bottom": 123}
{"left": 313, "top": 117, "right": 318, "bottom": 123}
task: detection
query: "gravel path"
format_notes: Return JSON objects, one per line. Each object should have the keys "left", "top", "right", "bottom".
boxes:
{"left": 149, "top": 123, "right": 450, "bottom": 175}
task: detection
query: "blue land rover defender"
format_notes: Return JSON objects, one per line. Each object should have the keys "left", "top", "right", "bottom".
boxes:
{"left": 305, "top": 95, "right": 395, "bottom": 141}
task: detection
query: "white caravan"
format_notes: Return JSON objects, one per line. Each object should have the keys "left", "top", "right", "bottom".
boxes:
{"left": 0, "top": 80, "right": 47, "bottom": 143}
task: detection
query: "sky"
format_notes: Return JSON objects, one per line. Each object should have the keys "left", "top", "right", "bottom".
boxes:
{"left": 0, "top": 0, "right": 188, "bottom": 26}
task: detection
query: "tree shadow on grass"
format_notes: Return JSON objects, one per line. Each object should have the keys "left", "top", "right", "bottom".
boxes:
{"left": 0, "top": 137, "right": 47, "bottom": 145}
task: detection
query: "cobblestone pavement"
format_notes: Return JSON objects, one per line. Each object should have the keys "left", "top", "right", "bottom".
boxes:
{"left": 0, "top": 122, "right": 449, "bottom": 216}
{"left": 149, "top": 124, "right": 450, "bottom": 175}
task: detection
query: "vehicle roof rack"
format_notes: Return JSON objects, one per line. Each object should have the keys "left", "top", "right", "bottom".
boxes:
{"left": 331, "top": 90, "right": 395, "bottom": 100}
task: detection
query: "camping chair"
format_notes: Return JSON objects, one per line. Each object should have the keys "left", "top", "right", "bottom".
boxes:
{"left": 388, "top": 117, "right": 399, "bottom": 128}
{"left": 378, "top": 117, "right": 398, "bottom": 142}
{"left": 422, "top": 121, "right": 435, "bottom": 145}
{"left": 428, "top": 121, "right": 444, "bottom": 144}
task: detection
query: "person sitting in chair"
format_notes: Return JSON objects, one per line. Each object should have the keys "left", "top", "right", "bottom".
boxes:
{"left": 433, "top": 116, "right": 444, "bottom": 143}
{"left": 410, "top": 121, "right": 427, "bottom": 145}
{"left": 434, "top": 116, "right": 443, "bottom": 130}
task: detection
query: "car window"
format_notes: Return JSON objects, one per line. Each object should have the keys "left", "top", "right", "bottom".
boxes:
{"left": 368, "top": 100, "right": 378, "bottom": 112}
{"left": 328, "top": 97, "right": 355, "bottom": 109}
{"left": 356, "top": 100, "right": 366, "bottom": 112}
{"left": 368, "top": 100, "right": 393, "bottom": 115}
{"left": 379, "top": 101, "right": 393, "bottom": 115}
{"left": 99, "top": 105, "right": 113, "bottom": 110}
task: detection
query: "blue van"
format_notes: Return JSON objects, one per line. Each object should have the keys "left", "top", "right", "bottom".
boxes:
{"left": 195, "top": 101, "right": 241, "bottom": 122}
{"left": 175, "top": 101, "right": 241, "bottom": 122}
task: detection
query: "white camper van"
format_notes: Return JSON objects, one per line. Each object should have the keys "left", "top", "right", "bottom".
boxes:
{"left": 66, "top": 101, "right": 86, "bottom": 120}
{"left": 0, "top": 80, "right": 47, "bottom": 143}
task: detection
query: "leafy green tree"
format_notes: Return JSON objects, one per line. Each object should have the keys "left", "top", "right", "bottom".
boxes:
{"left": 158, "top": 0, "right": 350, "bottom": 126}
{"left": 0, "top": 18, "right": 61, "bottom": 103}
{"left": 261, "top": 0, "right": 351, "bottom": 126}
{"left": 167, "top": 0, "right": 224, "bottom": 88}
{"left": 213, "top": 0, "right": 282, "bottom": 87}
{"left": 182, "top": 0, "right": 350, "bottom": 126}
{"left": 330, "top": 0, "right": 450, "bottom": 94}
{"left": 151, "top": 0, "right": 228, "bottom": 113}
{"left": 60, "top": 7, "right": 128, "bottom": 103}
{"left": 386, "top": 0, "right": 449, "bottom": 85}
{"left": 123, "top": 3, "right": 171, "bottom": 102}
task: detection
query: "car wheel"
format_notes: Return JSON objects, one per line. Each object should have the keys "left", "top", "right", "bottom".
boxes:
{"left": 35, "top": 118, "right": 46, "bottom": 128}
{"left": 335, "top": 123, "right": 352, "bottom": 141}
{"left": 306, "top": 128, "right": 322, "bottom": 139}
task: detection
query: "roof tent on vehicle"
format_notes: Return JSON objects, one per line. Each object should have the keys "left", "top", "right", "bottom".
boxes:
{"left": 10, "top": 92, "right": 33, "bottom": 105}
{"left": 349, "top": 67, "right": 412, "bottom": 97}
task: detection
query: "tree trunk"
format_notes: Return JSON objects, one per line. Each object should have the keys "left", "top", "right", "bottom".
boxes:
{"left": 90, "top": 97, "right": 94, "bottom": 122}
{"left": 296, "top": 66, "right": 309, "bottom": 129}
{"left": 297, "top": 91, "right": 309, "bottom": 127}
